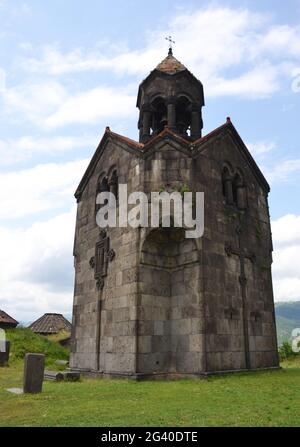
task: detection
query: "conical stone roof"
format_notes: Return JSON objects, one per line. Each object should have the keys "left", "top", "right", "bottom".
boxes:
{"left": 155, "top": 49, "right": 187, "bottom": 74}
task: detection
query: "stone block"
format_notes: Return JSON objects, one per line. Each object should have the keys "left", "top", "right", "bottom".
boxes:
{"left": 138, "top": 336, "right": 152, "bottom": 353}
{"left": 171, "top": 335, "right": 190, "bottom": 352}
{"left": 112, "top": 335, "right": 135, "bottom": 353}
{"left": 0, "top": 341, "right": 10, "bottom": 367}
{"left": 152, "top": 335, "right": 171, "bottom": 353}
{"left": 154, "top": 321, "right": 164, "bottom": 335}
{"left": 189, "top": 334, "right": 204, "bottom": 352}
{"left": 171, "top": 318, "right": 191, "bottom": 335}
{"left": 137, "top": 352, "right": 170, "bottom": 373}
{"left": 176, "top": 352, "right": 201, "bottom": 373}
{"left": 23, "top": 353, "right": 45, "bottom": 394}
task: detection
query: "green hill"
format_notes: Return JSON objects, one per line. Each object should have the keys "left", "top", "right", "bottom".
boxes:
{"left": 5, "top": 327, "right": 69, "bottom": 367}
{"left": 275, "top": 301, "right": 300, "bottom": 345}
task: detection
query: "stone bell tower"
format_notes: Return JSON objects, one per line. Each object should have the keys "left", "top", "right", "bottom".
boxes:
{"left": 137, "top": 47, "right": 204, "bottom": 142}
{"left": 70, "top": 48, "right": 279, "bottom": 378}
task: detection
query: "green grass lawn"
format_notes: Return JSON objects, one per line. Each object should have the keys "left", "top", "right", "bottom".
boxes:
{"left": 1, "top": 329, "right": 299, "bottom": 427}
{"left": 1, "top": 360, "right": 300, "bottom": 427}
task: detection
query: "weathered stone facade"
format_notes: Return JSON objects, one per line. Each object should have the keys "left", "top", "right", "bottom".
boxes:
{"left": 70, "top": 51, "right": 279, "bottom": 378}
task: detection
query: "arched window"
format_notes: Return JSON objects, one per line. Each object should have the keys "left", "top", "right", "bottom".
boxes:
{"left": 232, "top": 172, "right": 247, "bottom": 210}
{"left": 95, "top": 175, "right": 109, "bottom": 214}
{"left": 222, "top": 165, "right": 247, "bottom": 210}
{"left": 222, "top": 166, "right": 233, "bottom": 205}
{"left": 151, "top": 97, "right": 167, "bottom": 135}
{"left": 175, "top": 96, "right": 191, "bottom": 136}
{"left": 108, "top": 169, "right": 118, "bottom": 200}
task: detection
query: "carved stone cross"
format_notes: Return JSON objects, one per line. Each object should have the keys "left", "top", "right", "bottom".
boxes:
{"left": 225, "top": 241, "right": 256, "bottom": 286}
{"left": 224, "top": 227, "right": 256, "bottom": 370}
{"left": 89, "top": 230, "right": 115, "bottom": 290}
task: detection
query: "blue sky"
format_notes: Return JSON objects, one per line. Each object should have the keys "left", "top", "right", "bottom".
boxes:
{"left": 0, "top": 0, "right": 299, "bottom": 322}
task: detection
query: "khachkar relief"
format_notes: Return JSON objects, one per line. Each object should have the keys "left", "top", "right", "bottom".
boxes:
{"left": 224, "top": 224, "right": 256, "bottom": 370}
{"left": 89, "top": 230, "right": 115, "bottom": 290}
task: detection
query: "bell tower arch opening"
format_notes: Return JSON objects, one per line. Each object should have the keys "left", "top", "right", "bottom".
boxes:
{"left": 175, "top": 96, "right": 192, "bottom": 137}
{"left": 151, "top": 96, "right": 168, "bottom": 135}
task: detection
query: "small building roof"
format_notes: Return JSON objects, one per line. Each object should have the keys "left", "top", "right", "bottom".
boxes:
{"left": 29, "top": 313, "right": 71, "bottom": 334}
{"left": 0, "top": 310, "right": 19, "bottom": 327}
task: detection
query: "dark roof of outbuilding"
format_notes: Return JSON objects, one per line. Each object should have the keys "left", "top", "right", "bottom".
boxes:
{"left": 29, "top": 313, "right": 71, "bottom": 334}
{"left": 0, "top": 310, "right": 19, "bottom": 326}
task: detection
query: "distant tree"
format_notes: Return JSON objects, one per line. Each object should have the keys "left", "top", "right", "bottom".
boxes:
{"left": 278, "top": 341, "right": 296, "bottom": 361}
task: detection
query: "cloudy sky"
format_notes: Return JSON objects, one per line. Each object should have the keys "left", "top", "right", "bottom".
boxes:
{"left": 0, "top": 0, "right": 300, "bottom": 323}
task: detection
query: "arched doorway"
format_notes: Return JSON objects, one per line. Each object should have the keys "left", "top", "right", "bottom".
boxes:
{"left": 137, "top": 227, "right": 202, "bottom": 374}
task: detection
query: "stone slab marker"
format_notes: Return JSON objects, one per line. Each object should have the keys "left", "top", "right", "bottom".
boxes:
{"left": 23, "top": 353, "right": 45, "bottom": 393}
{"left": 0, "top": 341, "right": 10, "bottom": 367}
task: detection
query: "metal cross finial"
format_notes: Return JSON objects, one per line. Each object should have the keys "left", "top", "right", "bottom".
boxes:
{"left": 165, "top": 35, "right": 175, "bottom": 55}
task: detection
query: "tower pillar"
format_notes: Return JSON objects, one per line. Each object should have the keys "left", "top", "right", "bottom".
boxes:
{"left": 167, "top": 97, "right": 176, "bottom": 130}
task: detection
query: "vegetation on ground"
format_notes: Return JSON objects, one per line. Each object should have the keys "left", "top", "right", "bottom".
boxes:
{"left": 1, "top": 328, "right": 300, "bottom": 427}
{"left": 5, "top": 327, "right": 69, "bottom": 368}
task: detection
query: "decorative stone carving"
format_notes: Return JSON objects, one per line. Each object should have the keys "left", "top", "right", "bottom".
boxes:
{"left": 239, "top": 275, "right": 247, "bottom": 286}
{"left": 225, "top": 242, "right": 255, "bottom": 264}
{"left": 224, "top": 306, "right": 239, "bottom": 320}
{"left": 89, "top": 230, "right": 115, "bottom": 290}
{"left": 96, "top": 278, "right": 105, "bottom": 290}
{"left": 107, "top": 249, "right": 115, "bottom": 262}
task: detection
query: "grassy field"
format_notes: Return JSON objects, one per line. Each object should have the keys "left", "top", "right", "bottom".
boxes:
{"left": 1, "top": 360, "right": 300, "bottom": 427}
{"left": 1, "top": 328, "right": 300, "bottom": 427}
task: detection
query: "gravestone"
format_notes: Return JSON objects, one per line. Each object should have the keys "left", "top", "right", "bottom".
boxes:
{"left": 23, "top": 353, "right": 45, "bottom": 393}
{"left": 0, "top": 341, "right": 10, "bottom": 367}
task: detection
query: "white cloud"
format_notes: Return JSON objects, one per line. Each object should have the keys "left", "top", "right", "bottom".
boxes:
{"left": 247, "top": 140, "right": 277, "bottom": 156}
{"left": 206, "top": 64, "right": 281, "bottom": 99}
{"left": 272, "top": 214, "right": 300, "bottom": 248}
{"left": 272, "top": 214, "right": 300, "bottom": 302}
{"left": 0, "top": 134, "right": 98, "bottom": 165}
{"left": 264, "top": 158, "right": 300, "bottom": 184}
{"left": 1, "top": 5, "right": 298, "bottom": 131}
{"left": 0, "top": 208, "right": 75, "bottom": 323}
{"left": 0, "top": 159, "right": 88, "bottom": 219}
{"left": 2, "top": 80, "right": 67, "bottom": 126}
{"left": 18, "top": 6, "right": 300, "bottom": 99}
{"left": 255, "top": 25, "right": 300, "bottom": 59}
{"left": 45, "top": 86, "right": 136, "bottom": 129}
{"left": 1, "top": 77, "right": 136, "bottom": 129}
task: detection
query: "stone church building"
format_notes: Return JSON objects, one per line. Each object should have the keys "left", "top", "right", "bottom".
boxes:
{"left": 70, "top": 49, "right": 279, "bottom": 378}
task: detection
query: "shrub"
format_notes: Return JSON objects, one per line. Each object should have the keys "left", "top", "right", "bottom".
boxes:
{"left": 5, "top": 327, "right": 69, "bottom": 366}
{"left": 278, "top": 340, "right": 295, "bottom": 361}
